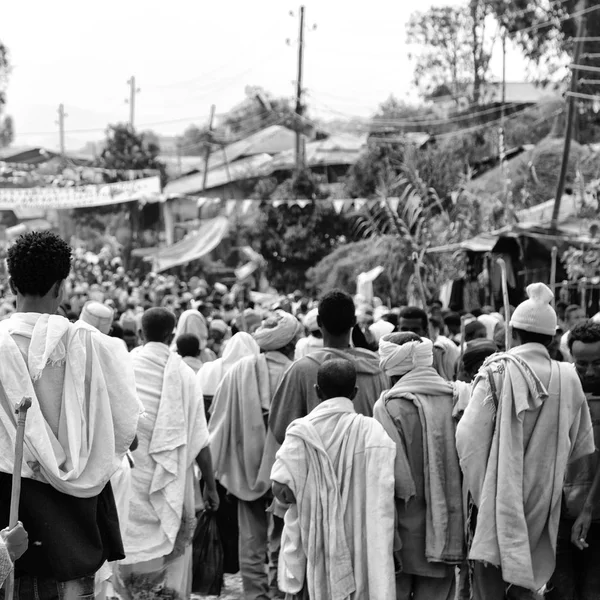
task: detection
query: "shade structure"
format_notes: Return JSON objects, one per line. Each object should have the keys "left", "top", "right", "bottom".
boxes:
{"left": 133, "top": 217, "right": 229, "bottom": 273}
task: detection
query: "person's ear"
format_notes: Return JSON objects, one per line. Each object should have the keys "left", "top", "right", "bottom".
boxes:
{"left": 314, "top": 384, "right": 325, "bottom": 401}
{"left": 55, "top": 280, "right": 66, "bottom": 301}
{"left": 8, "top": 278, "right": 17, "bottom": 296}
{"left": 349, "top": 386, "right": 358, "bottom": 401}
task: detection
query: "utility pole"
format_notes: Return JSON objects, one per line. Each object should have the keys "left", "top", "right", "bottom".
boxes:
{"left": 499, "top": 29, "right": 510, "bottom": 224}
{"left": 126, "top": 76, "right": 140, "bottom": 130}
{"left": 201, "top": 104, "right": 217, "bottom": 193}
{"left": 551, "top": 0, "right": 587, "bottom": 230}
{"left": 295, "top": 6, "right": 305, "bottom": 173}
{"left": 57, "top": 104, "right": 67, "bottom": 155}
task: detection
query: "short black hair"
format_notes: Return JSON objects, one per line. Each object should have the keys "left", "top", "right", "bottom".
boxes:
{"left": 465, "top": 321, "right": 487, "bottom": 341}
{"left": 7, "top": 231, "right": 71, "bottom": 296}
{"left": 568, "top": 320, "right": 600, "bottom": 351}
{"left": 565, "top": 305, "right": 584, "bottom": 320}
{"left": 318, "top": 290, "right": 356, "bottom": 336}
{"left": 386, "top": 331, "right": 422, "bottom": 346}
{"left": 444, "top": 312, "right": 461, "bottom": 327}
{"left": 430, "top": 316, "right": 444, "bottom": 331}
{"left": 176, "top": 333, "right": 201, "bottom": 357}
{"left": 317, "top": 358, "right": 357, "bottom": 399}
{"left": 513, "top": 327, "right": 553, "bottom": 348}
{"left": 142, "top": 308, "right": 176, "bottom": 343}
{"left": 399, "top": 307, "right": 428, "bottom": 329}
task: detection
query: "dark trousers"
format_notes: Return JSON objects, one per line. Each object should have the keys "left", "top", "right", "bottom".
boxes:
{"left": 3, "top": 576, "right": 95, "bottom": 600}
{"left": 546, "top": 520, "right": 600, "bottom": 600}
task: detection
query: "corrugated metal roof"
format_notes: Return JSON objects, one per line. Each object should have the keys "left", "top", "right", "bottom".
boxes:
{"left": 265, "top": 134, "right": 366, "bottom": 173}
{"left": 164, "top": 153, "right": 272, "bottom": 195}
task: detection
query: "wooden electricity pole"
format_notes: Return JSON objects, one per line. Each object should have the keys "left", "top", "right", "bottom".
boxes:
{"left": 127, "top": 76, "right": 140, "bottom": 130}
{"left": 201, "top": 104, "right": 217, "bottom": 194}
{"left": 57, "top": 104, "right": 67, "bottom": 155}
{"left": 295, "top": 6, "right": 305, "bottom": 172}
{"left": 551, "top": 0, "right": 587, "bottom": 230}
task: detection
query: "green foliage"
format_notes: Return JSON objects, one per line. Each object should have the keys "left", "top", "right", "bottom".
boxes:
{"left": 241, "top": 201, "right": 350, "bottom": 293}
{"left": 0, "top": 115, "right": 13, "bottom": 148}
{"left": 176, "top": 125, "right": 210, "bottom": 157}
{"left": 97, "top": 124, "right": 164, "bottom": 177}
{"left": 306, "top": 236, "right": 409, "bottom": 301}
{"left": 406, "top": 1, "right": 495, "bottom": 103}
{"left": 562, "top": 247, "right": 600, "bottom": 281}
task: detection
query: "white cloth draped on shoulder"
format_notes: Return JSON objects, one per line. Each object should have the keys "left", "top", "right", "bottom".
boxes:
{"left": 123, "top": 343, "right": 209, "bottom": 564}
{"left": 197, "top": 332, "right": 259, "bottom": 397}
{"left": 0, "top": 313, "right": 142, "bottom": 498}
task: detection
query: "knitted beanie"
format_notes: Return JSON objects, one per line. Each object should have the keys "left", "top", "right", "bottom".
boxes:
{"left": 509, "top": 283, "right": 557, "bottom": 336}
{"left": 80, "top": 301, "right": 114, "bottom": 335}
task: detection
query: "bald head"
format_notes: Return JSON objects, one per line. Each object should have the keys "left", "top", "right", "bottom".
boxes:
{"left": 142, "top": 307, "right": 176, "bottom": 344}
{"left": 316, "top": 358, "right": 357, "bottom": 402}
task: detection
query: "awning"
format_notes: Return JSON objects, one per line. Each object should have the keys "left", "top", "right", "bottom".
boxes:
{"left": 426, "top": 231, "right": 502, "bottom": 254}
{"left": 134, "top": 217, "right": 229, "bottom": 272}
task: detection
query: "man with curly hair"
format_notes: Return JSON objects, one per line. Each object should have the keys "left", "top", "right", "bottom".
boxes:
{"left": 0, "top": 232, "right": 142, "bottom": 600}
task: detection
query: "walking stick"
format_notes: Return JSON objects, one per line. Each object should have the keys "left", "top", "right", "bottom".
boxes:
{"left": 496, "top": 258, "right": 512, "bottom": 351}
{"left": 459, "top": 315, "right": 467, "bottom": 360}
{"left": 411, "top": 252, "right": 435, "bottom": 340}
{"left": 5, "top": 397, "right": 32, "bottom": 600}
{"left": 550, "top": 247, "right": 558, "bottom": 308}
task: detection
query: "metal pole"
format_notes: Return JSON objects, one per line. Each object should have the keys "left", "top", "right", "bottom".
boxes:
{"left": 551, "top": 0, "right": 587, "bottom": 230}
{"left": 57, "top": 104, "right": 66, "bottom": 155}
{"left": 295, "top": 6, "right": 305, "bottom": 173}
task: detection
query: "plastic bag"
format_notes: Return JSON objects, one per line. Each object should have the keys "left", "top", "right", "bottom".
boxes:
{"left": 192, "top": 510, "right": 224, "bottom": 596}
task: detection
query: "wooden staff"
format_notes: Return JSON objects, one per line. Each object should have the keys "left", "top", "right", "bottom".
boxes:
{"left": 581, "top": 278, "right": 587, "bottom": 312}
{"left": 411, "top": 252, "right": 428, "bottom": 310}
{"left": 5, "top": 397, "right": 32, "bottom": 600}
{"left": 550, "top": 246, "right": 558, "bottom": 307}
{"left": 497, "top": 258, "right": 512, "bottom": 351}
{"left": 459, "top": 315, "right": 468, "bottom": 365}
{"left": 412, "top": 252, "right": 434, "bottom": 340}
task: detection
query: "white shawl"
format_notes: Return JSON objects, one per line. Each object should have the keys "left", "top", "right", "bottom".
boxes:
{"left": 0, "top": 313, "right": 141, "bottom": 498}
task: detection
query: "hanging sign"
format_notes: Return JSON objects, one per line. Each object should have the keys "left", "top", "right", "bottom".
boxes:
{"left": 0, "top": 176, "right": 161, "bottom": 210}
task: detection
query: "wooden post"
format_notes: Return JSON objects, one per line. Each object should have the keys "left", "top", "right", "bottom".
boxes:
{"left": 550, "top": 246, "right": 558, "bottom": 306}
{"left": 551, "top": 0, "right": 587, "bottom": 230}
{"left": 497, "top": 258, "right": 512, "bottom": 350}
{"left": 5, "top": 397, "right": 32, "bottom": 600}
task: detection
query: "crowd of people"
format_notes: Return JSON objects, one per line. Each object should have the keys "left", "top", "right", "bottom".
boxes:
{"left": 0, "top": 230, "right": 597, "bottom": 600}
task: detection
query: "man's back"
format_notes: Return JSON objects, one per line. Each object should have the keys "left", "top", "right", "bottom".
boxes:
{"left": 273, "top": 398, "right": 396, "bottom": 599}
{"left": 269, "top": 347, "right": 389, "bottom": 444}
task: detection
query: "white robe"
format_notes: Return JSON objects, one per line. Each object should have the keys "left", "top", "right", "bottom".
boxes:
{"left": 272, "top": 397, "right": 397, "bottom": 600}
{"left": 122, "top": 343, "right": 209, "bottom": 564}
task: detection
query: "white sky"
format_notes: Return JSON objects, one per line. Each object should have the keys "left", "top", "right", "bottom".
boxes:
{"left": 0, "top": 0, "right": 528, "bottom": 152}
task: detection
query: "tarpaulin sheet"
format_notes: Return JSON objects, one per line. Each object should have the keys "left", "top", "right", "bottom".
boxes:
{"left": 140, "top": 217, "right": 229, "bottom": 273}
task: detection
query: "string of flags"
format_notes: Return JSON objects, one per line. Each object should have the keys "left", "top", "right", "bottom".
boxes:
{"left": 196, "top": 196, "right": 402, "bottom": 217}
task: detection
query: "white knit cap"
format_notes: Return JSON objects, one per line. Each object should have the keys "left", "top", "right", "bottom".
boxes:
{"left": 79, "top": 301, "right": 114, "bottom": 335}
{"left": 509, "top": 283, "right": 557, "bottom": 336}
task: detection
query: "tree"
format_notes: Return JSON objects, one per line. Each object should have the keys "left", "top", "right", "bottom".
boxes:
{"left": 220, "top": 86, "right": 298, "bottom": 139}
{"left": 406, "top": 2, "right": 495, "bottom": 104}
{"left": 0, "top": 40, "right": 13, "bottom": 148}
{"left": 240, "top": 201, "right": 350, "bottom": 292}
{"left": 0, "top": 115, "right": 13, "bottom": 148}
{"left": 176, "top": 124, "right": 211, "bottom": 157}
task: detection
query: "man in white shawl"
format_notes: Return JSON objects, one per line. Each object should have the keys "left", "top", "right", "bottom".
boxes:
{"left": 117, "top": 308, "right": 219, "bottom": 600}
{"left": 209, "top": 310, "right": 302, "bottom": 600}
{"left": 456, "top": 284, "right": 595, "bottom": 599}
{"left": 0, "top": 231, "right": 142, "bottom": 599}
{"left": 271, "top": 358, "right": 396, "bottom": 600}
{"left": 373, "top": 332, "right": 465, "bottom": 600}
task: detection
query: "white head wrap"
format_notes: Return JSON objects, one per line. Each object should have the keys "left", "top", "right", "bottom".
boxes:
{"left": 378, "top": 335, "right": 434, "bottom": 377}
{"left": 369, "top": 320, "right": 395, "bottom": 343}
{"left": 303, "top": 308, "right": 319, "bottom": 333}
{"left": 253, "top": 310, "right": 302, "bottom": 352}
{"left": 79, "top": 301, "right": 114, "bottom": 335}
